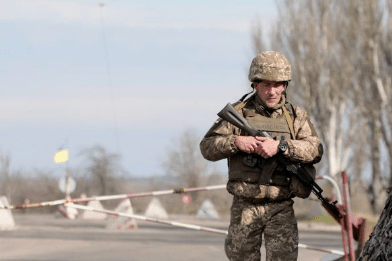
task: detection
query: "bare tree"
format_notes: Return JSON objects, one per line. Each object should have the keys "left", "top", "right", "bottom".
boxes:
{"left": 357, "top": 188, "right": 392, "bottom": 260}
{"left": 8, "top": 169, "right": 64, "bottom": 213}
{"left": 340, "top": 0, "right": 392, "bottom": 213}
{"left": 380, "top": 0, "right": 392, "bottom": 188}
{"left": 251, "top": 18, "right": 267, "bottom": 54}
{"left": 0, "top": 154, "right": 11, "bottom": 201}
{"left": 264, "top": 0, "right": 392, "bottom": 214}
{"left": 163, "top": 128, "right": 207, "bottom": 190}
{"left": 268, "top": 1, "right": 362, "bottom": 181}
{"left": 79, "top": 145, "right": 124, "bottom": 197}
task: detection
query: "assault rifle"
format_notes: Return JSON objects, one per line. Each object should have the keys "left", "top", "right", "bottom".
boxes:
{"left": 217, "top": 103, "right": 342, "bottom": 220}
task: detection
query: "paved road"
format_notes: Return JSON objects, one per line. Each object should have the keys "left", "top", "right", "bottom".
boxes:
{"left": 0, "top": 214, "right": 344, "bottom": 261}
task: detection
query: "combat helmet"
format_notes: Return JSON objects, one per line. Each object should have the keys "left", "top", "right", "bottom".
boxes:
{"left": 248, "top": 51, "right": 291, "bottom": 82}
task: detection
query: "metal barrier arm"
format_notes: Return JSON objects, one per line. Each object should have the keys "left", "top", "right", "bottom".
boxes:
{"left": 316, "top": 175, "right": 343, "bottom": 204}
{"left": 71, "top": 203, "right": 227, "bottom": 235}
{"left": 0, "top": 184, "right": 227, "bottom": 210}
{"left": 0, "top": 178, "right": 346, "bottom": 256}
{"left": 70, "top": 203, "right": 345, "bottom": 256}
{"left": 317, "top": 172, "right": 368, "bottom": 260}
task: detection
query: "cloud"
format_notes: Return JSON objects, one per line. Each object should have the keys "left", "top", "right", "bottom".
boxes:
{"left": 0, "top": 1, "right": 97, "bottom": 23}
{"left": 0, "top": 84, "right": 244, "bottom": 130}
{"left": 0, "top": 0, "right": 276, "bottom": 33}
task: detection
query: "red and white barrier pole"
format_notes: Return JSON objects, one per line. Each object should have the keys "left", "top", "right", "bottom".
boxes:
{"left": 71, "top": 203, "right": 227, "bottom": 235}
{"left": 1, "top": 181, "right": 346, "bottom": 256}
{"left": 341, "top": 171, "right": 356, "bottom": 261}
{"left": 1, "top": 184, "right": 227, "bottom": 210}
{"left": 71, "top": 203, "right": 345, "bottom": 256}
{"left": 298, "top": 243, "right": 344, "bottom": 255}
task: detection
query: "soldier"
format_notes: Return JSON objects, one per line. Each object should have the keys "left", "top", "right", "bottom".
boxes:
{"left": 200, "top": 51, "right": 323, "bottom": 261}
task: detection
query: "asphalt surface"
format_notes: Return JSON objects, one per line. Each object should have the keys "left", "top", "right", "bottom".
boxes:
{"left": 0, "top": 214, "right": 344, "bottom": 261}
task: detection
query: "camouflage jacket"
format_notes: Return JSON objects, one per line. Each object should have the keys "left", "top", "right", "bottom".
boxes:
{"left": 200, "top": 96, "right": 323, "bottom": 200}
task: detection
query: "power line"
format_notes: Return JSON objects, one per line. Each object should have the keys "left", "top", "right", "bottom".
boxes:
{"left": 99, "top": 3, "right": 121, "bottom": 154}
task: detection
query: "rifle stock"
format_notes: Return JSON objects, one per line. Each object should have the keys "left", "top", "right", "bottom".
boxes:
{"left": 217, "top": 103, "right": 342, "bottom": 220}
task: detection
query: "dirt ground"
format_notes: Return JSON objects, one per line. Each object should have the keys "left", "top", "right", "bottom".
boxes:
{"left": 0, "top": 213, "right": 344, "bottom": 261}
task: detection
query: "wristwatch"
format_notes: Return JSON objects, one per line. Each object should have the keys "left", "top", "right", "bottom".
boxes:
{"left": 278, "top": 137, "right": 288, "bottom": 154}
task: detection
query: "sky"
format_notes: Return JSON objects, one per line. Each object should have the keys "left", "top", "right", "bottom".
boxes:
{"left": 0, "top": 0, "right": 277, "bottom": 178}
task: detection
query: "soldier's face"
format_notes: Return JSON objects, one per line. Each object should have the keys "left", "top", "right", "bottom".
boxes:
{"left": 254, "top": 81, "right": 286, "bottom": 108}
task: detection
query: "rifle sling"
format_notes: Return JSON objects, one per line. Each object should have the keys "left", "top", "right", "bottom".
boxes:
{"left": 282, "top": 106, "right": 296, "bottom": 140}
{"left": 258, "top": 159, "right": 278, "bottom": 201}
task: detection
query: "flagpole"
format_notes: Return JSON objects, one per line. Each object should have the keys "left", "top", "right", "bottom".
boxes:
{"left": 65, "top": 167, "right": 70, "bottom": 200}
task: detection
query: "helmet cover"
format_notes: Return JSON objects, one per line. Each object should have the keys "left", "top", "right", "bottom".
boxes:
{"left": 248, "top": 51, "right": 291, "bottom": 82}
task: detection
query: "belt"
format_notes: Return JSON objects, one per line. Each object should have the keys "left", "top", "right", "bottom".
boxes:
{"left": 239, "top": 196, "right": 289, "bottom": 204}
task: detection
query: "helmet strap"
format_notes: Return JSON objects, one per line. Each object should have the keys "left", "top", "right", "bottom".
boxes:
{"left": 239, "top": 84, "right": 256, "bottom": 102}
{"left": 283, "top": 81, "right": 290, "bottom": 102}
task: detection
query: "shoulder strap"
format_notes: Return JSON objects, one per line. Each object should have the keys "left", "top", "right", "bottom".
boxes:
{"left": 234, "top": 91, "right": 255, "bottom": 111}
{"left": 282, "top": 106, "right": 296, "bottom": 140}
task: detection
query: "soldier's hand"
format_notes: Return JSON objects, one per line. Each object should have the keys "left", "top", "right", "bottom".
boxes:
{"left": 254, "top": 137, "right": 279, "bottom": 158}
{"left": 234, "top": 136, "right": 262, "bottom": 154}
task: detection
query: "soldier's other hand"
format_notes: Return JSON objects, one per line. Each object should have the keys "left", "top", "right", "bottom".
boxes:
{"left": 254, "top": 137, "right": 279, "bottom": 158}
{"left": 234, "top": 136, "right": 262, "bottom": 154}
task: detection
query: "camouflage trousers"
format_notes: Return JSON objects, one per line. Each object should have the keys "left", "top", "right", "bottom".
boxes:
{"left": 225, "top": 197, "right": 298, "bottom": 261}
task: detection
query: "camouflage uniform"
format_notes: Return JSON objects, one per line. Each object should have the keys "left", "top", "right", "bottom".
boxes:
{"left": 225, "top": 197, "right": 298, "bottom": 261}
{"left": 200, "top": 51, "right": 323, "bottom": 261}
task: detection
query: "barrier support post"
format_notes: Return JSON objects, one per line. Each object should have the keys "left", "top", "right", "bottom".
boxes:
{"left": 317, "top": 173, "right": 369, "bottom": 260}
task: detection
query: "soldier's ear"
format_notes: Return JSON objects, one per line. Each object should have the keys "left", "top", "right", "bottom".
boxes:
{"left": 252, "top": 81, "right": 262, "bottom": 88}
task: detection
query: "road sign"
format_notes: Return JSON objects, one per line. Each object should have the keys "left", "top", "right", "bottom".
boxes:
{"left": 58, "top": 176, "right": 76, "bottom": 193}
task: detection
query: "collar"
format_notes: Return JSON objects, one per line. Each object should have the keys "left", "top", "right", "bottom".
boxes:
{"left": 252, "top": 94, "right": 285, "bottom": 116}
